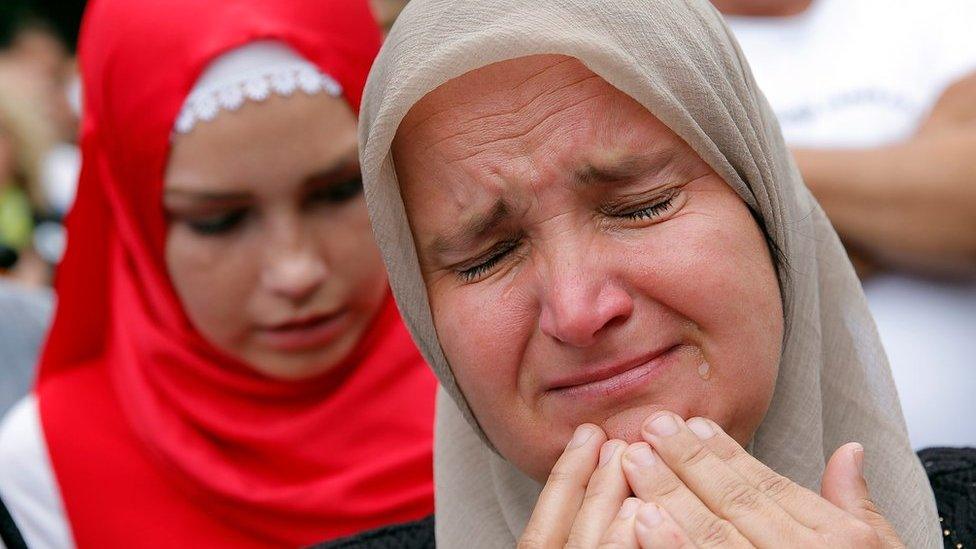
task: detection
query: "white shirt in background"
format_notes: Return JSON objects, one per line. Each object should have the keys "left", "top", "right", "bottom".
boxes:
{"left": 725, "top": 0, "right": 976, "bottom": 449}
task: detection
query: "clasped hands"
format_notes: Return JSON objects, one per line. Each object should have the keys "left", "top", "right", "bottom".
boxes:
{"left": 519, "top": 411, "right": 904, "bottom": 548}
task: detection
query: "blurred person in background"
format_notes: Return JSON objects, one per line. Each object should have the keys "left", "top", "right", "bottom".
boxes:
{"left": 0, "top": 17, "right": 79, "bottom": 284}
{"left": 0, "top": 0, "right": 436, "bottom": 548}
{"left": 0, "top": 279, "right": 51, "bottom": 416}
{"left": 714, "top": 0, "right": 976, "bottom": 450}
{"left": 0, "top": 65, "right": 55, "bottom": 286}
{"left": 369, "top": 0, "right": 410, "bottom": 35}
{"left": 7, "top": 19, "right": 83, "bottom": 221}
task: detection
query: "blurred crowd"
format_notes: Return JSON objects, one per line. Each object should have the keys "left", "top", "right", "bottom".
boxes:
{"left": 0, "top": 17, "right": 79, "bottom": 287}
{"left": 0, "top": 3, "right": 412, "bottom": 290}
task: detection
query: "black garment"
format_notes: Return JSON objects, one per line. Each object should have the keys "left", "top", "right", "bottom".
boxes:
{"left": 310, "top": 515, "right": 434, "bottom": 549}
{"left": 0, "top": 449, "right": 968, "bottom": 549}
{"left": 0, "top": 490, "right": 28, "bottom": 549}
{"left": 920, "top": 447, "right": 975, "bottom": 549}
{"left": 320, "top": 448, "right": 976, "bottom": 549}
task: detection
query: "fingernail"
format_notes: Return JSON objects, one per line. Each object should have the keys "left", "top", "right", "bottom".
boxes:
{"left": 852, "top": 443, "right": 864, "bottom": 475}
{"left": 687, "top": 417, "right": 715, "bottom": 440}
{"left": 618, "top": 498, "right": 640, "bottom": 519}
{"left": 627, "top": 443, "right": 656, "bottom": 467}
{"left": 599, "top": 441, "right": 619, "bottom": 467}
{"left": 637, "top": 503, "right": 663, "bottom": 527}
{"left": 645, "top": 413, "right": 680, "bottom": 437}
{"left": 567, "top": 425, "right": 595, "bottom": 450}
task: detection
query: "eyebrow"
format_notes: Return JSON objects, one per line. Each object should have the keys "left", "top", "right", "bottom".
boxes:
{"left": 572, "top": 150, "right": 678, "bottom": 186}
{"left": 429, "top": 199, "right": 512, "bottom": 257}
{"left": 163, "top": 152, "right": 361, "bottom": 203}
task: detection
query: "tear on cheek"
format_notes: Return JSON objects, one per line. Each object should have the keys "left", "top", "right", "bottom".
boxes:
{"left": 697, "top": 361, "right": 711, "bottom": 380}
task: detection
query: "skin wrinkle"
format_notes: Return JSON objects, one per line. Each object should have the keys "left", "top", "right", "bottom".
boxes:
{"left": 433, "top": 91, "right": 607, "bottom": 165}
{"left": 394, "top": 55, "right": 783, "bottom": 481}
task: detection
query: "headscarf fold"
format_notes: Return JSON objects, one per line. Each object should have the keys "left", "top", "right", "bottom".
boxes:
{"left": 37, "top": 0, "right": 435, "bottom": 546}
{"left": 358, "top": 0, "right": 940, "bottom": 546}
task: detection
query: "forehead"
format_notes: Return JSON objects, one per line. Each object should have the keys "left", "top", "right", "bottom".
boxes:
{"left": 392, "top": 55, "right": 697, "bottom": 208}
{"left": 165, "top": 92, "right": 357, "bottom": 192}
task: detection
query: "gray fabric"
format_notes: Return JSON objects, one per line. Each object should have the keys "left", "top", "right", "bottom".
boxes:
{"left": 0, "top": 281, "right": 51, "bottom": 416}
{"left": 358, "top": 0, "right": 942, "bottom": 546}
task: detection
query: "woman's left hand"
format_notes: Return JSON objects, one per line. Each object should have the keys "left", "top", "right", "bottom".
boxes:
{"left": 620, "top": 411, "right": 904, "bottom": 548}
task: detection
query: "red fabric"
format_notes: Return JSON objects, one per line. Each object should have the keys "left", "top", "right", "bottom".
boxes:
{"left": 35, "top": 0, "right": 436, "bottom": 547}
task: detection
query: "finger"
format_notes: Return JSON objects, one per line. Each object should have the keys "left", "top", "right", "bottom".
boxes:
{"left": 520, "top": 424, "right": 607, "bottom": 548}
{"left": 597, "top": 497, "right": 641, "bottom": 548}
{"left": 622, "top": 442, "right": 751, "bottom": 548}
{"left": 690, "top": 417, "right": 851, "bottom": 529}
{"left": 822, "top": 443, "right": 901, "bottom": 546}
{"left": 640, "top": 412, "right": 812, "bottom": 546}
{"left": 634, "top": 503, "right": 697, "bottom": 549}
{"left": 567, "top": 440, "right": 631, "bottom": 547}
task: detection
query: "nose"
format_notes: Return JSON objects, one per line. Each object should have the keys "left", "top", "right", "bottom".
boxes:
{"left": 261, "top": 218, "right": 328, "bottom": 303}
{"left": 538, "top": 254, "right": 633, "bottom": 347}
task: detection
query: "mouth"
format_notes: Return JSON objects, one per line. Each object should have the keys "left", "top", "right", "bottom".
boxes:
{"left": 255, "top": 310, "right": 349, "bottom": 352}
{"left": 544, "top": 343, "right": 684, "bottom": 401}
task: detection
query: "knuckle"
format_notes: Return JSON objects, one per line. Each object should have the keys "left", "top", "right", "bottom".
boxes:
{"left": 545, "top": 464, "right": 577, "bottom": 487}
{"left": 564, "top": 532, "right": 589, "bottom": 549}
{"left": 696, "top": 516, "right": 736, "bottom": 547}
{"left": 856, "top": 496, "right": 883, "bottom": 517}
{"left": 718, "top": 482, "right": 763, "bottom": 517}
{"left": 649, "top": 471, "right": 686, "bottom": 501}
{"left": 755, "top": 472, "right": 796, "bottom": 502}
{"left": 848, "top": 520, "right": 883, "bottom": 548}
{"left": 677, "top": 443, "right": 713, "bottom": 470}
{"left": 580, "top": 483, "right": 608, "bottom": 506}
{"left": 598, "top": 532, "right": 636, "bottom": 549}
{"left": 824, "top": 518, "right": 882, "bottom": 548}
{"left": 516, "top": 530, "right": 550, "bottom": 549}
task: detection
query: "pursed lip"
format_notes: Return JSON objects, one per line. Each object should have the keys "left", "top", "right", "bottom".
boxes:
{"left": 543, "top": 343, "right": 682, "bottom": 396}
{"left": 254, "top": 310, "right": 349, "bottom": 352}
{"left": 261, "top": 310, "right": 341, "bottom": 332}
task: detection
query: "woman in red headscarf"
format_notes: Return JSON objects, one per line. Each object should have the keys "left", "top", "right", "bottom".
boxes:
{"left": 0, "top": 0, "right": 436, "bottom": 547}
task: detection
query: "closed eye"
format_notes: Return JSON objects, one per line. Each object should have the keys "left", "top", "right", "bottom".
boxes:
{"left": 619, "top": 195, "right": 675, "bottom": 220}
{"left": 455, "top": 238, "right": 521, "bottom": 282}
{"left": 182, "top": 209, "right": 248, "bottom": 235}
{"left": 603, "top": 189, "right": 680, "bottom": 223}
{"left": 307, "top": 176, "right": 363, "bottom": 205}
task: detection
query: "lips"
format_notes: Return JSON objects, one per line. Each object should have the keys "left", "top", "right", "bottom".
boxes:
{"left": 544, "top": 343, "right": 683, "bottom": 399}
{"left": 255, "top": 310, "right": 349, "bottom": 352}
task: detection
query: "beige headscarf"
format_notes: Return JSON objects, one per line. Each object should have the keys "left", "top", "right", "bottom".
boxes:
{"left": 359, "top": 0, "right": 941, "bottom": 546}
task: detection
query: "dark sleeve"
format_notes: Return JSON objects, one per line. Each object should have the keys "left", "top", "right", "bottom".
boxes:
{"left": 309, "top": 515, "right": 435, "bottom": 549}
{"left": 0, "top": 490, "right": 29, "bottom": 549}
{"left": 918, "top": 447, "right": 976, "bottom": 549}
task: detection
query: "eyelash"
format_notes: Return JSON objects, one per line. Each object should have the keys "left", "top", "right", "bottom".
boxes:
{"left": 181, "top": 178, "right": 364, "bottom": 237}
{"left": 453, "top": 194, "right": 678, "bottom": 282}
{"left": 308, "top": 176, "right": 363, "bottom": 204}
{"left": 457, "top": 239, "right": 520, "bottom": 282}
{"left": 615, "top": 194, "right": 677, "bottom": 221}
{"left": 185, "top": 210, "right": 247, "bottom": 235}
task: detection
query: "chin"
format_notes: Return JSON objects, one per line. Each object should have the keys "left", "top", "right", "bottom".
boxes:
{"left": 598, "top": 404, "right": 670, "bottom": 443}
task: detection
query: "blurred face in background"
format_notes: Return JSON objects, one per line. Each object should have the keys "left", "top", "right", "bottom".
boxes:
{"left": 393, "top": 56, "right": 784, "bottom": 481}
{"left": 164, "top": 92, "right": 389, "bottom": 380}
{"left": 709, "top": 0, "right": 814, "bottom": 16}
{"left": 0, "top": 130, "right": 12, "bottom": 183}
{"left": 369, "top": 0, "right": 410, "bottom": 35}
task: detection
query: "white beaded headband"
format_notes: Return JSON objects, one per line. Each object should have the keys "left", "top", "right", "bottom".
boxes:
{"left": 173, "top": 40, "right": 343, "bottom": 135}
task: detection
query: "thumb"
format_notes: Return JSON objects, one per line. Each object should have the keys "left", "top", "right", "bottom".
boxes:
{"left": 821, "top": 442, "right": 903, "bottom": 547}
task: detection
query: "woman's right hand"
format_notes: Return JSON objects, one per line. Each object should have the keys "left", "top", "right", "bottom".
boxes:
{"left": 518, "top": 424, "right": 643, "bottom": 548}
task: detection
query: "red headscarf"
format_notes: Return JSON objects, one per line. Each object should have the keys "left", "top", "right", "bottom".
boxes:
{"left": 35, "top": 0, "right": 435, "bottom": 546}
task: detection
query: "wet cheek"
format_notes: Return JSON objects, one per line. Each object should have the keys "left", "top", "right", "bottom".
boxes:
{"left": 629, "top": 212, "right": 779, "bottom": 437}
